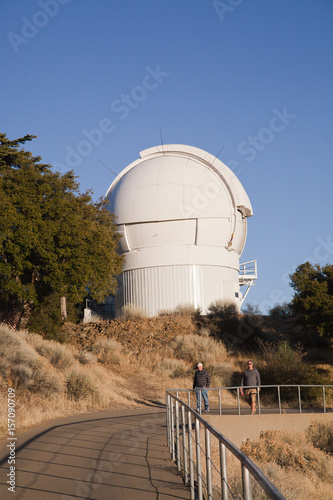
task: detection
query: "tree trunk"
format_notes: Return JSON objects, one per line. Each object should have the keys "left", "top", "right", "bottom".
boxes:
{"left": 17, "top": 302, "right": 32, "bottom": 330}
{"left": 60, "top": 296, "right": 67, "bottom": 321}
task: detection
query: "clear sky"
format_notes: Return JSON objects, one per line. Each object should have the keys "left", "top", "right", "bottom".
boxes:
{"left": 1, "top": 0, "right": 332, "bottom": 313}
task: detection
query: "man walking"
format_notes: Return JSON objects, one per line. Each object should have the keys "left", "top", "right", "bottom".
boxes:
{"left": 240, "top": 360, "right": 261, "bottom": 415}
{"left": 193, "top": 362, "right": 210, "bottom": 413}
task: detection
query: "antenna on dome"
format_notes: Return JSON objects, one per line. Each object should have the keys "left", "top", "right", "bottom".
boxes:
{"left": 98, "top": 160, "right": 118, "bottom": 177}
{"left": 212, "top": 146, "right": 224, "bottom": 164}
{"left": 159, "top": 126, "right": 164, "bottom": 147}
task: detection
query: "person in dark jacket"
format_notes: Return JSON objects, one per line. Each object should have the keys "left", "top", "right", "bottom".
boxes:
{"left": 240, "top": 360, "right": 261, "bottom": 414}
{"left": 193, "top": 362, "right": 210, "bottom": 413}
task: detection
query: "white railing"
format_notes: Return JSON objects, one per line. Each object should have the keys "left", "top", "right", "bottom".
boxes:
{"left": 166, "top": 390, "right": 285, "bottom": 500}
{"left": 239, "top": 260, "right": 257, "bottom": 282}
{"left": 168, "top": 384, "right": 333, "bottom": 415}
{"left": 239, "top": 260, "right": 257, "bottom": 304}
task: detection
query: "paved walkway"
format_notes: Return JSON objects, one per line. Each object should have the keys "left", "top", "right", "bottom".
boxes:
{"left": 0, "top": 408, "right": 190, "bottom": 500}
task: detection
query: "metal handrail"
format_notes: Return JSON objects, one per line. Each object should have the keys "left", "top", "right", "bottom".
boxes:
{"left": 166, "top": 391, "right": 285, "bottom": 499}
{"left": 168, "top": 384, "right": 333, "bottom": 415}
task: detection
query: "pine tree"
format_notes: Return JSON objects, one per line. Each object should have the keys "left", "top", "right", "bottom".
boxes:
{"left": 0, "top": 133, "right": 123, "bottom": 329}
{"left": 290, "top": 261, "right": 333, "bottom": 339}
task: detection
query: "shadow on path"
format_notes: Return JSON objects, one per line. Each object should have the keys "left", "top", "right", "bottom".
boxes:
{"left": 0, "top": 408, "right": 190, "bottom": 500}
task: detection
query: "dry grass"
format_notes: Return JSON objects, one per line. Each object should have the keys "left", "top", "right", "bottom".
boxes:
{"left": 121, "top": 303, "right": 147, "bottom": 319}
{"left": 306, "top": 420, "right": 333, "bottom": 455}
{"left": 190, "top": 424, "right": 333, "bottom": 500}
{"left": 1, "top": 313, "right": 332, "bottom": 499}
{"left": 91, "top": 338, "right": 123, "bottom": 365}
{"left": 0, "top": 323, "right": 151, "bottom": 439}
{"left": 237, "top": 428, "right": 333, "bottom": 499}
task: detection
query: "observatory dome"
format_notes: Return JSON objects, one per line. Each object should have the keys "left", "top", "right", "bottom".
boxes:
{"left": 105, "top": 145, "right": 256, "bottom": 317}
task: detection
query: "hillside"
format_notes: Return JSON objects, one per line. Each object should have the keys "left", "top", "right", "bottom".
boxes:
{"left": 1, "top": 315, "right": 333, "bottom": 500}
{"left": 1, "top": 310, "right": 332, "bottom": 439}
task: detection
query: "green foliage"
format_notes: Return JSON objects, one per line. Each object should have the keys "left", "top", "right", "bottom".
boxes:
{"left": 0, "top": 133, "right": 123, "bottom": 332}
{"left": 268, "top": 302, "right": 293, "bottom": 319}
{"left": 206, "top": 300, "right": 271, "bottom": 350}
{"left": 206, "top": 300, "right": 240, "bottom": 344}
{"left": 256, "top": 340, "right": 330, "bottom": 407}
{"left": 27, "top": 293, "right": 77, "bottom": 342}
{"left": 290, "top": 262, "right": 333, "bottom": 339}
{"left": 241, "top": 303, "right": 261, "bottom": 315}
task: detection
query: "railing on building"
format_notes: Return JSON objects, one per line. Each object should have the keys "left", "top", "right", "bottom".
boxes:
{"left": 83, "top": 299, "right": 115, "bottom": 323}
{"left": 239, "top": 260, "right": 257, "bottom": 304}
{"left": 166, "top": 390, "right": 285, "bottom": 500}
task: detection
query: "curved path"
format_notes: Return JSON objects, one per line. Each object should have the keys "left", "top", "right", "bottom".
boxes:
{"left": 0, "top": 408, "right": 190, "bottom": 500}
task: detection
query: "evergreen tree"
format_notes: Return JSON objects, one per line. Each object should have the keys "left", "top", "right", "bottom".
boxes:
{"left": 290, "top": 262, "right": 333, "bottom": 339}
{"left": 0, "top": 133, "right": 123, "bottom": 328}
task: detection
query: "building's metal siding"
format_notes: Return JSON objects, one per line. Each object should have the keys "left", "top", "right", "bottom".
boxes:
{"left": 118, "top": 265, "right": 238, "bottom": 317}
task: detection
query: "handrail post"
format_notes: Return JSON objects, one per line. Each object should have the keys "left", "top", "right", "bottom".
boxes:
{"left": 219, "top": 388, "right": 222, "bottom": 415}
{"left": 323, "top": 386, "right": 326, "bottom": 413}
{"left": 199, "top": 389, "right": 202, "bottom": 415}
{"left": 298, "top": 385, "right": 302, "bottom": 414}
{"left": 237, "top": 387, "right": 241, "bottom": 415}
{"left": 195, "top": 417, "right": 203, "bottom": 500}
{"left": 188, "top": 411, "right": 195, "bottom": 500}
{"left": 175, "top": 400, "right": 180, "bottom": 470}
{"left": 181, "top": 405, "right": 188, "bottom": 484}
{"left": 188, "top": 389, "right": 191, "bottom": 407}
{"left": 220, "top": 442, "right": 228, "bottom": 500}
{"left": 166, "top": 392, "right": 170, "bottom": 452}
{"left": 242, "top": 465, "right": 252, "bottom": 500}
{"left": 171, "top": 398, "right": 175, "bottom": 461}
{"left": 257, "top": 387, "right": 261, "bottom": 415}
{"left": 205, "top": 428, "right": 213, "bottom": 499}
{"left": 278, "top": 385, "right": 281, "bottom": 414}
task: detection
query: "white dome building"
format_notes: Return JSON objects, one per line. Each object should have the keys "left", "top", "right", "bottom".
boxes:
{"left": 105, "top": 144, "right": 257, "bottom": 317}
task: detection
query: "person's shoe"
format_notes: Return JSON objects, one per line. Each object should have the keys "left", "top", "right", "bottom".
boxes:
{"left": 205, "top": 409, "right": 209, "bottom": 413}
{"left": 251, "top": 410, "right": 256, "bottom": 415}
{"left": 196, "top": 408, "right": 200, "bottom": 413}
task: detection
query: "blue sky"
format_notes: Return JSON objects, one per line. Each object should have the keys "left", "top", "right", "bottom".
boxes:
{"left": 1, "top": 0, "right": 333, "bottom": 313}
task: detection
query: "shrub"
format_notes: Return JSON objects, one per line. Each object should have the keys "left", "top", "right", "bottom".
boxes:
{"left": 257, "top": 340, "right": 328, "bottom": 388}
{"left": 206, "top": 299, "right": 241, "bottom": 347}
{"left": 208, "top": 363, "right": 234, "bottom": 388}
{"left": 121, "top": 303, "right": 146, "bottom": 319}
{"left": 74, "top": 351, "right": 97, "bottom": 365}
{"left": 241, "top": 430, "right": 333, "bottom": 483}
{"left": 26, "top": 292, "right": 78, "bottom": 342}
{"left": 65, "top": 368, "right": 99, "bottom": 401}
{"left": 155, "top": 358, "right": 189, "bottom": 378}
{"left": 91, "top": 338, "right": 123, "bottom": 365}
{"left": 0, "top": 324, "right": 38, "bottom": 388}
{"left": 26, "top": 334, "right": 75, "bottom": 370}
{"left": 306, "top": 421, "right": 333, "bottom": 455}
{"left": 170, "top": 334, "right": 228, "bottom": 366}
{"left": 29, "top": 360, "right": 64, "bottom": 397}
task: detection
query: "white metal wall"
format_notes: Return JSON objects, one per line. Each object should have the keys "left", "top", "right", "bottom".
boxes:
{"left": 115, "top": 264, "right": 239, "bottom": 317}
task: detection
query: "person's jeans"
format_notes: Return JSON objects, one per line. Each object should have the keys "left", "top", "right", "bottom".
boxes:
{"left": 195, "top": 387, "right": 209, "bottom": 410}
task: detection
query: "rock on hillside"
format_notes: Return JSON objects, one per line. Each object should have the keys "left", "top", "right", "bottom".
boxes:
{"left": 62, "top": 314, "right": 198, "bottom": 353}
